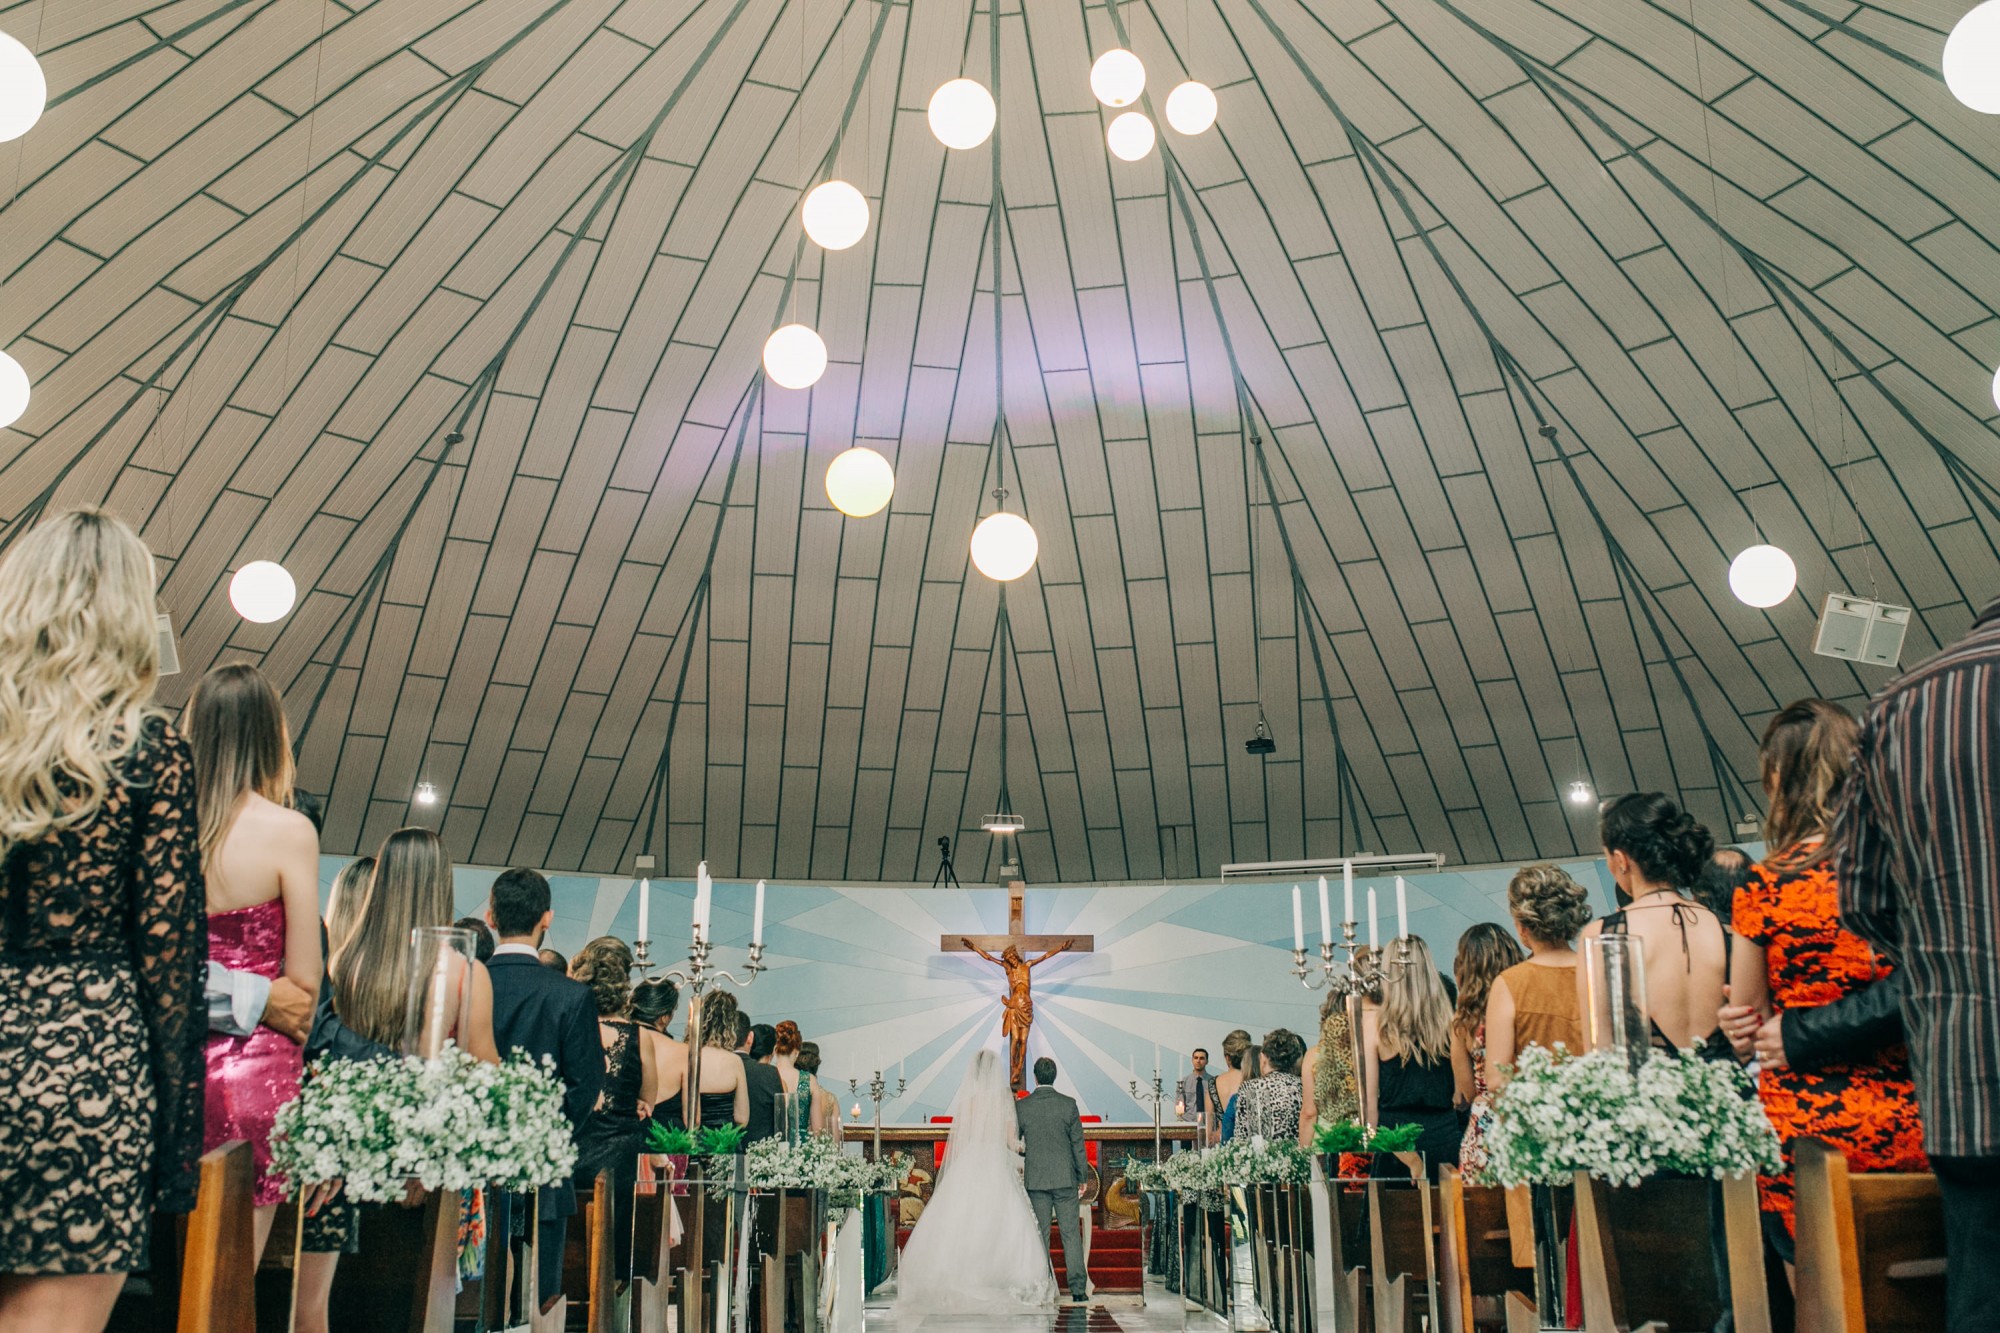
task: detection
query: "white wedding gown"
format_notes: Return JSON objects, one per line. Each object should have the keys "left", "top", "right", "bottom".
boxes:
{"left": 896, "top": 1050, "right": 1059, "bottom": 1313}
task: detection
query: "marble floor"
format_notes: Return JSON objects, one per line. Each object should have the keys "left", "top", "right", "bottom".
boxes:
{"left": 863, "top": 1281, "right": 1205, "bottom": 1333}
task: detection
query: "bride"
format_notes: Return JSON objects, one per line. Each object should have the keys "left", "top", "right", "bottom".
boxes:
{"left": 897, "top": 1049, "right": 1058, "bottom": 1312}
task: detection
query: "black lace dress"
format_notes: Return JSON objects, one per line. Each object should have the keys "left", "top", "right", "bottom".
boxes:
{"left": 0, "top": 719, "right": 206, "bottom": 1274}
{"left": 574, "top": 1018, "right": 646, "bottom": 1281}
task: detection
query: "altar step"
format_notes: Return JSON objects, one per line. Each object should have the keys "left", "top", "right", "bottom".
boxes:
{"left": 892, "top": 1221, "right": 1145, "bottom": 1293}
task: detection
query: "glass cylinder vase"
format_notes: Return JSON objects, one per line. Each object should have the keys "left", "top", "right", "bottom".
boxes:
{"left": 403, "top": 924, "right": 479, "bottom": 1058}
{"left": 1583, "top": 933, "right": 1649, "bottom": 1074}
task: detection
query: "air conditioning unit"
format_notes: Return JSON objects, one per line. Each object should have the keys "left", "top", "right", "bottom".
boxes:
{"left": 1812, "top": 594, "right": 1910, "bottom": 669}
{"left": 156, "top": 613, "right": 180, "bottom": 676}
{"left": 1219, "top": 852, "right": 1445, "bottom": 881}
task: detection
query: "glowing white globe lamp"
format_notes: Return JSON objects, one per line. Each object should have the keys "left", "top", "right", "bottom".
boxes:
{"left": 1945, "top": 2, "right": 2000, "bottom": 113}
{"left": 970, "top": 511, "right": 1039, "bottom": 581}
{"left": 763, "top": 324, "right": 828, "bottom": 390}
{"left": 825, "top": 446, "right": 895, "bottom": 518}
{"left": 1106, "top": 111, "right": 1156, "bottom": 162}
{"left": 0, "top": 350, "right": 29, "bottom": 430}
{"left": 1728, "top": 544, "right": 1797, "bottom": 609}
{"left": 1089, "top": 49, "right": 1146, "bottom": 107}
{"left": 1165, "top": 80, "right": 1218, "bottom": 135}
{"left": 0, "top": 32, "right": 45, "bottom": 142}
{"left": 928, "top": 79, "right": 996, "bottom": 149}
{"left": 229, "top": 561, "right": 297, "bottom": 623}
{"left": 802, "top": 180, "right": 870, "bottom": 250}
{"left": 1989, "top": 361, "right": 2000, "bottom": 413}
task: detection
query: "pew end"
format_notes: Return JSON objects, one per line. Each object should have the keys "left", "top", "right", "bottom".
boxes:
{"left": 1793, "top": 1139, "right": 1946, "bottom": 1333}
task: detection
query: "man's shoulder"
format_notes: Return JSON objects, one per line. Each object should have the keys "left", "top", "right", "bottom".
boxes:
{"left": 489, "top": 956, "right": 590, "bottom": 1004}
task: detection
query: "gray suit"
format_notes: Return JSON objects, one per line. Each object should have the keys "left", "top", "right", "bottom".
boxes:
{"left": 1016, "top": 1085, "right": 1090, "bottom": 1299}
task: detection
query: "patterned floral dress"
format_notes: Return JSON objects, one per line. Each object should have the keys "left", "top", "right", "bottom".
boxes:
{"left": 1457, "top": 1022, "right": 1493, "bottom": 1182}
{"left": 1734, "top": 858, "right": 1928, "bottom": 1237}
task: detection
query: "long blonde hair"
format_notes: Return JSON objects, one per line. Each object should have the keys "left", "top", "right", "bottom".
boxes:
{"left": 0, "top": 508, "right": 161, "bottom": 859}
{"left": 325, "top": 855, "right": 375, "bottom": 955}
{"left": 187, "top": 663, "right": 294, "bottom": 875}
{"left": 1378, "top": 935, "right": 1452, "bottom": 1065}
{"left": 330, "top": 828, "right": 454, "bottom": 1045}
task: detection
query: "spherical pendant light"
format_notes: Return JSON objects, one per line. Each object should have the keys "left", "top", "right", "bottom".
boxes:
{"left": 802, "top": 180, "right": 870, "bottom": 251}
{"left": 1165, "top": 80, "right": 1218, "bottom": 135}
{"left": 762, "top": 324, "right": 828, "bottom": 390}
{"left": 0, "top": 349, "right": 29, "bottom": 430}
{"left": 825, "top": 446, "right": 895, "bottom": 518}
{"left": 1989, "top": 361, "right": 2000, "bottom": 413}
{"left": 229, "top": 561, "right": 297, "bottom": 623}
{"left": 928, "top": 78, "right": 996, "bottom": 150}
{"left": 1945, "top": 2, "right": 2000, "bottom": 113}
{"left": 970, "top": 511, "right": 1039, "bottom": 581}
{"left": 1728, "top": 544, "right": 1797, "bottom": 609}
{"left": 1106, "top": 111, "right": 1156, "bottom": 162}
{"left": 1089, "top": 49, "right": 1146, "bottom": 107}
{"left": 0, "top": 32, "right": 46, "bottom": 143}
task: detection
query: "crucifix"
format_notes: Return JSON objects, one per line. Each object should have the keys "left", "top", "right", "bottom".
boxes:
{"left": 942, "top": 882, "right": 1095, "bottom": 1091}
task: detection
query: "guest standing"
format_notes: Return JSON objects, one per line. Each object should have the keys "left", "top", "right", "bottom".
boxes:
{"left": 299, "top": 827, "right": 498, "bottom": 1333}
{"left": 1450, "top": 923, "right": 1525, "bottom": 1179}
{"left": 1220, "top": 1042, "right": 1261, "bottom": 1140}
{"left": 1836, "top": 602, "right": 2000, "bottom": 1332}
{"left": 632, "top": 978, "right": 689, "bottom": 1130}
{"left": 570, "top": 936, "right": 652, "bottom": 1286}
{"left": 1579, "top": 794, "right": 1728, "bottom": 1053}
{"left": 1363, "top": 935, "right": 1459, "bottom": 1178}
{"left": 740, "top": 1018, "right": 786, "bottom": 1144}
{"left": 1175, "top": 1048, "right": 1219, "bottom": 1137}
{"left": 1235, "top": 1029, "right": 1307, "bottom": 1143}
{"left": 0, "top": 509, "right": 205, "bottom": 1333}
{"left": 188, "top": 663, "right": 322, "bottom": 1262}
{"left": 1695, "top": 848, "right": 1757, "bottom": 923}
{"left": 693, "top": 990, "right": 752, "bottom": 1129}
{"left": 794, "top": 1043, "right": 842, "bottom": 1138}
{"left": 323, "top": 856, "right": 374, "bottom": 956}
{"left": 1212, "top": 1028, "right": 1252, "bottom": 1112}
{"left": 1485, "top": 865, "right": 1590, "bottom": 1090}
{"left": 1297, "top": 993, "right": 1359, "bottom": 1149}
{"left": 539, "top": 947, "right": 567, "bottom": 972}
{"left": 1727, "top": 701, "right": 1928, "bottom": 1263}
{"left": 485, "top": 868, "right": 603, "bottom": 1314}
{"left": 773, "top": 1021, "right": 829, "bottom": 1139}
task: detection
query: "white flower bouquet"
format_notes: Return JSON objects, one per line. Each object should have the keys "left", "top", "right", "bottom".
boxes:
{"left": 725, "top": 1135, "right": 905, "bottom": 1207}
{"left": 1140, "top": 1136, "right": 1312, "bottom": 1207}
{"left": 270, "top": 1046, "right": 578, "bottom": 1202}
{"left": 1485, "top": 1044, "right": 1782, "bottom": 1189}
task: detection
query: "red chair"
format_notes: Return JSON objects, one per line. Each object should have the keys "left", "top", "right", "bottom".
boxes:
{"left": 1080, "top": 1115, "right": 1102, "bottom": 1169}
{"left": 930, "top": 1116, "right": 952, "bottom": 1169}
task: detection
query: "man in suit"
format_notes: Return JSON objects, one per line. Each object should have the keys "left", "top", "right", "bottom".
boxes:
{"left": 1017, "top": 1056, "right": 1090, "bottom": 1305}
{"left": 485, "top": 868, "right": 604, "bottom": 1315}
{"left": 738, "top": 1017, "right": 787, "bottom": 1144}
{"left": 1175, "top": 1048, "right": 1218, "bottom": 1133}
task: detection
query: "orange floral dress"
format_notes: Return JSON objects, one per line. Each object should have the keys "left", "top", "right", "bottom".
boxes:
{"left": 1734, "top": 858, "right": 1928, "bottom": 1236}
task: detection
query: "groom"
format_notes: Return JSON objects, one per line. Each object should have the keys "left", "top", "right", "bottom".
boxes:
{"left": 1017, "top": 1057, "right": 1090, "bottom": 1305}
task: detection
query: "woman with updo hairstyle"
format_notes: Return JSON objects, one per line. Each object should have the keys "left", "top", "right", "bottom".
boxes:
{"left": 691, "top": 988, "right": 750, "bottom": 1129}
{"left": 1485, "top": 865, "right": 1590, "bottom": 1094}
{"left": 772, "top": 1021, "right": 831, "bottom": 1138}
{"left": 631, "top": 977, "right": 688, "bottom": 1132}
{"left": 794, "top": 1043, "right": 842, "bottom": 1138}
{"left": 1213, "top": 1027, "right": 1253, "bottom": 1123}
{"left": 570, "top": 937, "right": 655, "bottom": 1282}
{"left": 1234, "top": 1028, "right": 1307, "bottom": 1143}
{"left": 1577, "top": 792, "right": 1728, "bottom": 1053}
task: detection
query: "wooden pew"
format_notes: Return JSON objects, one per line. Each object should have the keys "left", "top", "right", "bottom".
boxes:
{"left": 1366, "top": 1177, "right": 1436, "bottom": 1333}
{"left": 1436, "top": 1168, "right": 1537, "bottom": 1333}
{"left": 1793, "top": 1139, "right": 1947, "bottom": 1333}
{"left": 1572, "top": 1172, "right": 1767, "bottom": 1333}
{"left": 316, "top": 1188, "right": 461, "bottom": 1333}
{"left": 587, "top": 1171, "right": 633, "bottom": 1333}
{"left": 178, "top": 1140, "right": 257, "bottom": 1333}
{"left": 1308, "top": 1165, "right": 1370, "bottom": 1333}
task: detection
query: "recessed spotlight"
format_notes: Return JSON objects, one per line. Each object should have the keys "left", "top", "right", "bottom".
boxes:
{"left": 1568, "top": 780, "right": 1593, "bottom": 805}
{"left": 415, "top": 782, "right": 439, "bottom": 806}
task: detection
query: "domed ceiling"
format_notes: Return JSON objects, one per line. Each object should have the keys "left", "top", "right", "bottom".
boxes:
{"left": 2, "top": 0, "right": 1995, "bottom": 883}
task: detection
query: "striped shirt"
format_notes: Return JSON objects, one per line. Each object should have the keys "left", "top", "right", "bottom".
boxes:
{"left": 1835, "top": 599, "right": 2000, "bottom": 1157}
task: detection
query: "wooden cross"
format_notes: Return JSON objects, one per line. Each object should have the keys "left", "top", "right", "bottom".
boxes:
{"left": 939, "top": 882, "right": 1094, "bottom": 958}
{"left": 942, "top": 882, "right": 1095, "bottom": 1090}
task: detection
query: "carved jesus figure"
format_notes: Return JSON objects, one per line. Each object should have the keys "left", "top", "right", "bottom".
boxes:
{"left": 962, "top": 938, "right": 1074, "bottom": 1090}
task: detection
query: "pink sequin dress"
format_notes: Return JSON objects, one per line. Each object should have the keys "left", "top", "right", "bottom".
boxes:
{"left": 204, "top": 898, "right": 304, "bottom": 1206}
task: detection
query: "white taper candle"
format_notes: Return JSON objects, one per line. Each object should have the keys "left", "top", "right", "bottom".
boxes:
{"left": 1367, "top": 887, "right": 1378, "bottom": 952}
{"left": 753, "top": 879, "right": 766, "bottom": 946}
{"left": 1291, "top": 885, "right": 1305, "bottom": 950}
{"left": 1343, "top": 861, "right": 1355, "bottom": 929}
{"left": 636, "top": 877, "right": 649, "bottom": 944}
{"left": 1396, "top": 876, "right": 1409, "bottom": 941}
{"left": 1317, "top": 875, "right": 1332, "bottom": 945}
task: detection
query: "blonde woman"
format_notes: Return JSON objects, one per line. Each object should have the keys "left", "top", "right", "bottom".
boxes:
{"left": 1297, "top": 990, "right": 1360, "bottom": 1148}
{"left": 323, "top": 855, "right": 375, "bottom": 956}
{"left": 0, "top": 509, "right": 205, "bottom": 1333}
{"left": 298, "top": 828, "right": 496, "bottom": 1333}
{"left": 1361, "top": 934, "right": 1458, "bottom": 1178}
{"left": 189, "top": 663, "right": 321, "bottom": 1261}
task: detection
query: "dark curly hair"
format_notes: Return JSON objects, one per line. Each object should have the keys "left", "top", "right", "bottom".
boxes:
{"left": 1507, "top": 863, "right": 1593, "bottom": 947}
{"left": 1599, "top": 792, "right": 1713, "bottom": 890}
{"left": 1452, "top": 922, "right": 1525, "bottom": 1035}
{"left": 570, "top": 936, "right": 633, "bottom": 1017}
{"left": 774, "top": 1020, "right": 802, "bottom": 1056}
{"left": 1261, "top": 1027, "right": 1307, "bottom": 1075}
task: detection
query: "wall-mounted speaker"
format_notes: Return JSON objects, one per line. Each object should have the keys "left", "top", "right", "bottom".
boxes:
{"left": 156, "top": 613, "right": 180, "bottom": 676}
{"left": 1812, "top": 594, "right": 1910, "bottom": 669}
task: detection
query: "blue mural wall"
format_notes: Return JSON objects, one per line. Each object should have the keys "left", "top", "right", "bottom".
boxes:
{"left": 315, "top": 853, "right": 1740, "bottom": 1122}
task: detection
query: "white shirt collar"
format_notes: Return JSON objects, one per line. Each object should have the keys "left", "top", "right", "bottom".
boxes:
{"left": 493, "top": 942, "right": 541, "bottom": 958}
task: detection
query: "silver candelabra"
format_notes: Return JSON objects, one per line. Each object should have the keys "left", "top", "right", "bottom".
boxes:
{"left": 1128, "top": 1069, "right": 1165, "bottom": 1160}
{"left": 848, "top": 1069, "right": 906, "bottom": 1159}
{"left": 1290, "top": 919, "right": 1412, "bottom": 998}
